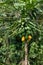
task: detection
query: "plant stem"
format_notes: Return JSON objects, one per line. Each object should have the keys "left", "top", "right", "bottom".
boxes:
{"left": 25, "top": 41, "right": 28, "bottom": 65}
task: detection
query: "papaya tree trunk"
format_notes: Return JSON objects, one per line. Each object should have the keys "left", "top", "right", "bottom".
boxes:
{"left": 25, "top": 41, "right": 28, "bottom": 65}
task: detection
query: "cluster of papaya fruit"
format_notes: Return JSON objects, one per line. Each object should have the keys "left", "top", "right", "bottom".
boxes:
{"left": 21, "top": 35, "right": 32, "bottom": 42}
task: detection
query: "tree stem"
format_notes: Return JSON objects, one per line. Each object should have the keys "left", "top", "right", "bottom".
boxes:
{"left": 25, "top": 41, "right": 28, "bottom": 65}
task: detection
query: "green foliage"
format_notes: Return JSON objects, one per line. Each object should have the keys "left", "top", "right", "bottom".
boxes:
{"left": 0, "top": 0, "right": 43, "bottom": 65}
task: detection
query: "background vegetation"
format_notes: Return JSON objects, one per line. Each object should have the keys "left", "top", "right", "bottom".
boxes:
{"left": 0, "top": 0, "right": 43, "bottom": 65}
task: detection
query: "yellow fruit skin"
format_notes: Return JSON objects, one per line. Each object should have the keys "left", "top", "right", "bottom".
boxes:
{"left": 28, "top": 35, "right": 32, "bottom": 41}
{"left": 21, "top": 36, "right": 25, "bottom": 42}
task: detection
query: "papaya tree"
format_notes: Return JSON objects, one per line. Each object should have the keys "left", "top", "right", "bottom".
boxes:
{"left": 0, "top": 0, "right": 43, "bottom": 65}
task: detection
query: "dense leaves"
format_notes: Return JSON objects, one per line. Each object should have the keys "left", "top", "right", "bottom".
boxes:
{"left": 0, "top": 0, "right": 43, "bottom": 65}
